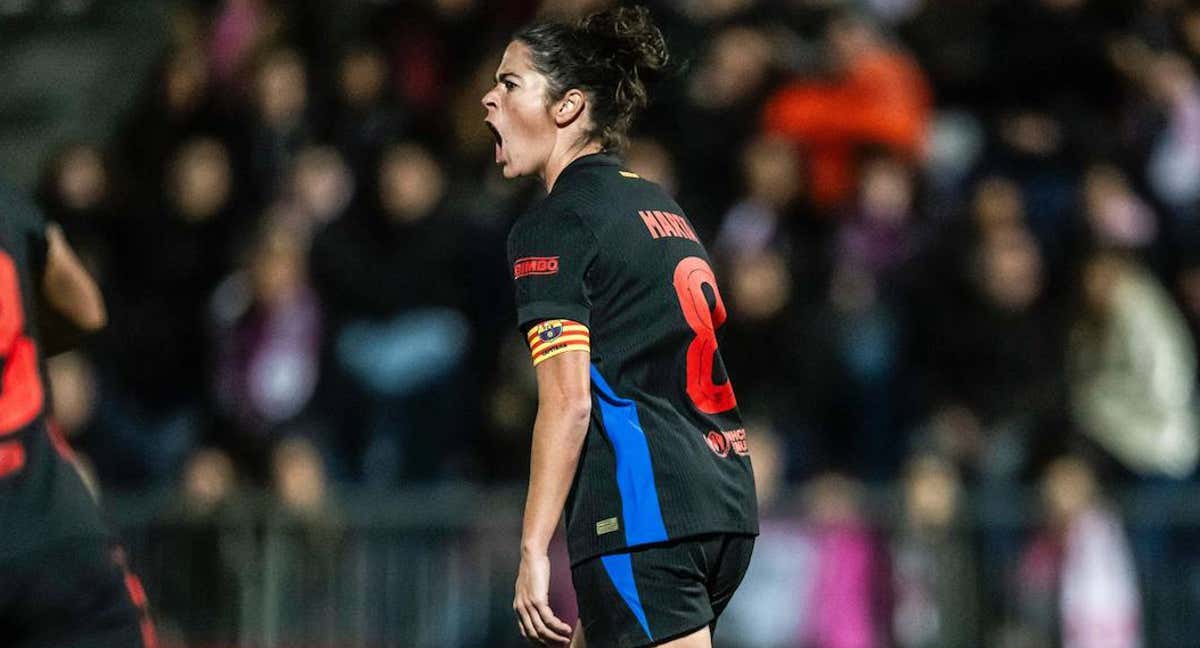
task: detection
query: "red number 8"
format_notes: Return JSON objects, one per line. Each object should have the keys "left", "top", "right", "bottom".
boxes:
{"left": 0, "top": 250, "right": 44, "bottom": 435}
{"left": 672, "top": 257, "right": 737, "bottom": 414}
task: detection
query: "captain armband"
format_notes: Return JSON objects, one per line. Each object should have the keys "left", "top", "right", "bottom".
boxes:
{"left": 527, "top": 319, "right": 590, "bottom": 367}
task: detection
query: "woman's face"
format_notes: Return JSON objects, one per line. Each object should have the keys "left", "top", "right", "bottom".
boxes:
{"left": 170, "top": 138, "right": 232, "bottom": 222}
{"left": 481, "top": 40, "right": 559, "bottom": 179}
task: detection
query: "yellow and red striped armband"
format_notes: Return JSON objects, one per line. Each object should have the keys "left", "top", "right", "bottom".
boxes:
{"left": 527, "top": 319, "right": 590, "bottom": 367}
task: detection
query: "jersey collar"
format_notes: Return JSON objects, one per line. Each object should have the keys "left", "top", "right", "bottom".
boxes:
{"left": 553, "top": 152, "right": 622, "bottom": 188}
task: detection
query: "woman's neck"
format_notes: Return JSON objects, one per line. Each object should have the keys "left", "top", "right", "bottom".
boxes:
{"left": 541, "top": 139, "right": 605, "bottom": 193}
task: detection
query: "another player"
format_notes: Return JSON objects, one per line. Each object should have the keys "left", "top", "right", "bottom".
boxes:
{"left": 0, "top": 184, "right": 156, "bottom": 647}
{"left": 483, "top": 6, "right": 758, "bottom": 647}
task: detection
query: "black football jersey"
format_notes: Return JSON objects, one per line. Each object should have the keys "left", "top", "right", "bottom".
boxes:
{"left": 0, "top": 185, "right": 107, "bottom": 561}
{"left": 507, "top": 154, "right": 758, "bottom": 563}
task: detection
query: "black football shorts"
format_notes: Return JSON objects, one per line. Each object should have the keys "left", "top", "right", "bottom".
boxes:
{"left": 0, "top": 537, "right": 154, "bottom": 648}
{"left": 571, "top": 533, "right": 755, "bottom": 648}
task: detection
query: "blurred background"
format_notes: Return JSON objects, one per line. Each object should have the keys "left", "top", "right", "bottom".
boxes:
{"left": 4, "top": 0, "right": 1200, "bottom": 645}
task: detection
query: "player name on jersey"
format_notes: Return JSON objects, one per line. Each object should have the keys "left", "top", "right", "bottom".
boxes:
{"left": 638, "top": 210, "right": 700, "bottom": 243}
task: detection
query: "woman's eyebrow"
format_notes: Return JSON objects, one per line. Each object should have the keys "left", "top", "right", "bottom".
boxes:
{"left": 495, "top": 72, "right": 521, "bottom": 84}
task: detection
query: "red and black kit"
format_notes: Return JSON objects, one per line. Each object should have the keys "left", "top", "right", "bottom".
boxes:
{"left": 0, "top": 186, "right": 155, "bottom": 648}
{"left": 507, "top": 154, "right": 758, "bottom": 647}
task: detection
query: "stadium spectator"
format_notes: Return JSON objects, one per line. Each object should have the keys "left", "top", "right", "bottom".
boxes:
{"left": 763, "top": 10, "right": 931, "bottom": 209}
{"left": 715, "top": 134, "right": 811, "bottom": 259}
{"left": 118, "top": 46, "right": 227, "bottom": 194}
{"left": 46, "top": 351, "right": 100, "bottom": 443}
{"left": 676, "top": 24, "right": 781, "bottom": 232}
{"left": 988, "top": 0, "right": 1127, "bottom": 164}
{"left": 287, "top": 145, "right": 354, "bottom": 227}
{"left": 211, "top": 209, "right": 322, "bottom": 478}
{"left": 1143, "top": 52, "right": 1200, "bottom": 219}
{"left": 241, "top": 47, "right": 314, "bottom": 207}
{"left": 271, "top": 436, "right": 358, "bottom": 642}
{"left": 891, "top": 454, "right": 980, "bottom": 648}
{"left": 90, "top": 136, "right": 240, "bottom": 486}
{"left": 327, "top": 44, "right": 409, "bottom": 181}
{"left": 837, "top": 153, "right": 920, "bottom": 283}
{"left": 309, "top": 141, "right": 470, "bottom": 484}
{"left": 825, "top": 153, "right": 920, "bottom": 478}
{"left": 1081, "top": 164, "right": 1159, "bottom": 255}
{"left": 1011, "top": 456, "right": 1141, "bottom": 648}
{"left": 157, "top": 447, "right": 242, "bottom": 644}
{"left": 1068, "top": 250, "right": 1199, "bottom": 479}
{"left": 805, "top": 473, "right": 891, "bottom": 648}
{"left": 915, "top": 222, "right": 1064, "bottom": 483}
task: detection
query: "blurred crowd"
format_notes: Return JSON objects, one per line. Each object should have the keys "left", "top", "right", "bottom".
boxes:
{"left": 24, "top": 0, "right": 1200, "bottom": 645}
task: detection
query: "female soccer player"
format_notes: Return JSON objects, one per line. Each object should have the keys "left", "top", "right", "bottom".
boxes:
{"left": 482, "top": 6, "right": 758, "bottom": 647}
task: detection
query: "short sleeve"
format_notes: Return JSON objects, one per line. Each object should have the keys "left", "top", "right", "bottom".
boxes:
{"left": 507, "top": 207, "right": 598, "bottom": 334}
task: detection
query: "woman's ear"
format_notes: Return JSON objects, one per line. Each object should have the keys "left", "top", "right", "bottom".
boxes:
{"left": 554, "top": 89, "right": 586, "bottom": 127}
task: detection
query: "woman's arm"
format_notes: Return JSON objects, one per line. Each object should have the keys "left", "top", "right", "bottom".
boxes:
{"left": 514, "top": 348, "right": 591, "bottom": 645}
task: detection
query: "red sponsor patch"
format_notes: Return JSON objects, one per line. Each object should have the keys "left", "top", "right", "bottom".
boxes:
{"left": 513, "top": 256, "right": 560, "bottom": 279}
{"left": 706, "top": 431, "right": 729, "bottom": 457}
{"left": 724, "top": 428, "right": 750, "bottom": 455}
{"left": 705, "top": 429, "right": 749, "bottom": 457}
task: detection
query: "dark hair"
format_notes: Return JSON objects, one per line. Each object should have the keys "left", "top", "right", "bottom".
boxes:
{"left": 515, "top": 5, "right": 668, "bottom": 152}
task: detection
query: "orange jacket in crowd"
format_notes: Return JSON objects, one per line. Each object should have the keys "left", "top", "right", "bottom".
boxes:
{"left": 763, "top": 47, "right": 932, "bottom": 209}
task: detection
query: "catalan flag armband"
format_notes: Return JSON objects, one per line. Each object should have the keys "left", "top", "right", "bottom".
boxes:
{"left": 527, "top": 319, "right": 590, "bottom": 367}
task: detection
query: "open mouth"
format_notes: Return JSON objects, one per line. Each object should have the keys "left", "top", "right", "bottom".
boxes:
{"left": 486, "top": 121, "right": 504, "bottom": 163}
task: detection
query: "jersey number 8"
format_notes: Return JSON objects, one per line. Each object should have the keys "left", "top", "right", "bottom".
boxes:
{"left": 672, "top": 257, "right": 737, "bottom": 415}
{"left": 0, "top": 250, "right": 45, "bottom": 435}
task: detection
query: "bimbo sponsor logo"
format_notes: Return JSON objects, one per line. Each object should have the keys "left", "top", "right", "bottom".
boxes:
{"left": 513, "top": 256, "right": 560, "bottom": 279}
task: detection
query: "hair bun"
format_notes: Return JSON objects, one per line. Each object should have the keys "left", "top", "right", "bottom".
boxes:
{"left": 579, "top": 5, "right": 668, "bottom": 76}
{"left": 513, "top": 4, "right": 669, "bottom": 151}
